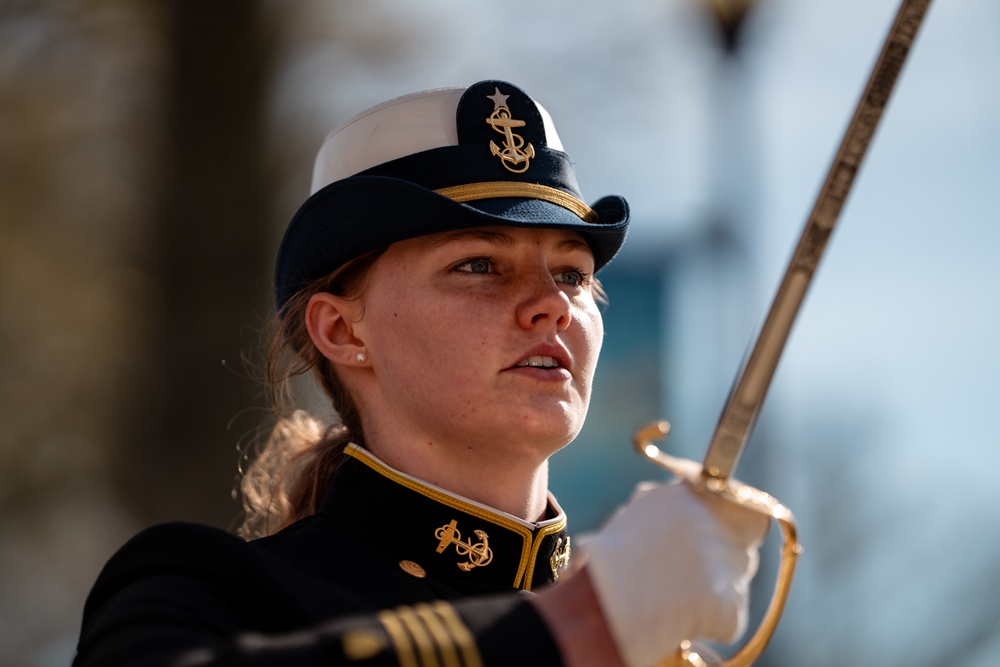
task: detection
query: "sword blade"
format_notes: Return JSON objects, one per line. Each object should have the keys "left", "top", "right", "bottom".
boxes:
{"left": 701, "top": 0, "right": 933, "bottom": 481}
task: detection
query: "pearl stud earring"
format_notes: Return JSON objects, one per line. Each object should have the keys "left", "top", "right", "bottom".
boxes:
{"left": 355, "top": 352, "right": 367, "bottom": 364}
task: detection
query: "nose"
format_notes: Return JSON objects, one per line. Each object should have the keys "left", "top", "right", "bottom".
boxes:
{"left": 515, "top": 272, "right": 573, "bottom": 332}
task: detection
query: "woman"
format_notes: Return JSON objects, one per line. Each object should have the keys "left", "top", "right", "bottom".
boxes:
{"left": 75, "top": 80, "right": 766, "bottom": 667}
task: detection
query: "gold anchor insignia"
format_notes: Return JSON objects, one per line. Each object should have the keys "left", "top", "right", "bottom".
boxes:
{"left": 549, "top": 536, "right": 571, "bottom": 581}
{"left": 485, "top": 87, "right": 535, "bottom": 173}
{"left": 434, "top": 519, "right": 493, "bottom": 571}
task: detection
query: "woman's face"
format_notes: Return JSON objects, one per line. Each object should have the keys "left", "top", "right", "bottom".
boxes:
{"left": 349, "top": 225, "right": 604, "bottom": 460}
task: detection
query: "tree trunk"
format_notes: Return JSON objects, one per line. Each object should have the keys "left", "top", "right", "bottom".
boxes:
{"left": 116, "top": 0, "right": 273, "bottom": 528}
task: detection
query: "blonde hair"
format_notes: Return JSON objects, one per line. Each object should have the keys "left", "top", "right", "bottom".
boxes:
{"left": 237, "top": 247, "right": 386, "bottom": 540}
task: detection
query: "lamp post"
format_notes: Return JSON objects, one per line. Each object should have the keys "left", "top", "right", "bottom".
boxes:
{"left": 663, "top": 0, "right": 763, "bottom": 457}
{"left": 700, "top": 0, "right": 758, "bottom": 53}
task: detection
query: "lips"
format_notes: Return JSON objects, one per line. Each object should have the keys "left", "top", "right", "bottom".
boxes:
{"left": 509, "top": 344, "right": 571, "bottom": 373}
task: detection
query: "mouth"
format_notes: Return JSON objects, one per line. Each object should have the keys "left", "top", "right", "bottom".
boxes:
{"left": 508, "top": 343, "right": 572, "bottom": 377}
{"left": 515, "top": 355, "right": 562, "bottom": 370}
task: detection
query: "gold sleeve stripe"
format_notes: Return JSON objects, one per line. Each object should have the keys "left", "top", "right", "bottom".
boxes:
{"left": 395, "top": 606, "right": 441, "bottom": 667}
{"left": 431, "top": 601, "right": 484, "bottom": 667}
{"left": 434, "top": 181, "right": 598, "bottom": 224}
{"left": 377, "top": 610, "right": 420, "bottom": 667}
{"left": 413, "top": 604, "right": 461, "bottom": 667}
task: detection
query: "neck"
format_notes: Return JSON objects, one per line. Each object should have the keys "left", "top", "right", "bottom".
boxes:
{"left": 363, "top": 436, "right": 551, "bottom": 522}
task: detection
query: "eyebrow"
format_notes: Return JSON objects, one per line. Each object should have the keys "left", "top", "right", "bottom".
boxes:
{"left": 428, "top": 229, "right": 593, "bottom": 256}
{"left": 554, "top": 237, "right": 592, "bottom": 254}
{"left": 428, "top": 229, "right": 517, "bottom": 249}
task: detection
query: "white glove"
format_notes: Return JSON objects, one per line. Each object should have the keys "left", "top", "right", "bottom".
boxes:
{"left": 580, "top": 481, "right": 769, "bottom": 667}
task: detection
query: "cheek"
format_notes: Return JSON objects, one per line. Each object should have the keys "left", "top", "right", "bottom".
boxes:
{"left": 368, "top": 290, "right": 471, "bottom": 375}
{"left": 363, "top": 283, "right": 423, "bottom": 355}
{"left": 572, "top": 302, "right": 605, "bottom": 387}
{"left": 581, "top": 303, "right": 605, "bottom": 359}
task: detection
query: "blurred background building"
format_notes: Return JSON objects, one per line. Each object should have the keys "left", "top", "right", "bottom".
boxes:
{"left": 1, "top": 0, "right": 998, "bottom": 665}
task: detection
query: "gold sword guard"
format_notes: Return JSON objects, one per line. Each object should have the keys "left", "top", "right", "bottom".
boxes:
{"left": 634, "top": 421, "right": 802, "bottom": 667}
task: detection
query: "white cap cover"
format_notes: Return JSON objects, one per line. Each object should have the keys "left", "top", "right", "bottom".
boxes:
{"left": 311, "top": 87, "right": 564, "bottom": 194}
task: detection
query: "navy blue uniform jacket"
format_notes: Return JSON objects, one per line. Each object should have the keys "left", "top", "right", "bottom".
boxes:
{"left": 74, "top": 444, "right": 573, "bottom": 666}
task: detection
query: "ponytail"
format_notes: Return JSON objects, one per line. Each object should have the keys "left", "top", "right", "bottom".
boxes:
{"left": 237, "top": 247, "right": 386, "bottom": 539}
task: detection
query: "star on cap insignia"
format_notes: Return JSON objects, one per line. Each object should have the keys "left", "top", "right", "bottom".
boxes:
{"left": 487, "top": 87, "right": 510, "bottom": 110}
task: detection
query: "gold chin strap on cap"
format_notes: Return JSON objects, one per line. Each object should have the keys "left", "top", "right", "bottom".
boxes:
{"left": 434, "top": 182, "right": 598, "bottom": 224}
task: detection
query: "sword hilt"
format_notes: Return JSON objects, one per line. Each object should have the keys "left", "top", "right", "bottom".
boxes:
{"left": 634, "top": 421, "right": 802, "bottom": 667}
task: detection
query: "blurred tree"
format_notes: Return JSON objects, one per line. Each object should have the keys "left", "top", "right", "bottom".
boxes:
{"left": 0, "top": 0, "right": 167, "bottom": 659}
{"left": 114, "top": 0, "right": 275, "bottom": 527}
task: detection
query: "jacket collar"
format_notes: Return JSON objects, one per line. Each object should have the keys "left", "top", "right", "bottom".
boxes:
{"left": 319, "top": 444, "right": 572, "bottom": 592}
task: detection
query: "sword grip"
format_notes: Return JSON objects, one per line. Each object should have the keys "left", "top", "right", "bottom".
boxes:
{"left": 633, "top": 422, "right": 802, "bottom": 667}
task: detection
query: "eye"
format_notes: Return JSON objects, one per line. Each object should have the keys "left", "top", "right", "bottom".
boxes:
{"left": 455, "top": 257, "right": 494, "bottom": 275}
{"left": 555, "top": 269, "right": 589, "bottom": 288}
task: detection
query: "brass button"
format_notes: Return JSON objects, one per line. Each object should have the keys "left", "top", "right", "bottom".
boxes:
{"left": 343, "top": 629, "right": 386, "bottom": 660}
{"left": 399, "top": 560, "right": 426, "bottom": 578}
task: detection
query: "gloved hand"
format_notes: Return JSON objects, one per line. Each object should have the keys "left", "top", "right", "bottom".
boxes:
{"left": 580, "top": 480, "right": 769, "bottom": 667}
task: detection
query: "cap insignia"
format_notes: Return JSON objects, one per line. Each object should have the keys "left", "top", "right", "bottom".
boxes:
{"left": 485, "top": 87, "right": 535, "bottom": 173}
{"left": 435, "top": 519, "right": 494, "bottom": 571}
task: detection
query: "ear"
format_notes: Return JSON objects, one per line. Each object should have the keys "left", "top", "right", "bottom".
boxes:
{"left": 305, "top": 292, "right": 368, "bottom": 366}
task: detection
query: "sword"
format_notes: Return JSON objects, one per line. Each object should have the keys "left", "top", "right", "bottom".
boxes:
{"left": 634, "top": 1, "right": 933, "bottom": 665}
{"left": 702, "top": 0, "right": 933, "bottom": 482}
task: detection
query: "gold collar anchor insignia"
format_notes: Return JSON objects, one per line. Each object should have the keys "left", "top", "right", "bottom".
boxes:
{"left": 549, "top": 536, "right": 571, "bottom": 581}
{"left": 485, "top": 87, "right": 535, "bottom": 173}
{"left": 435, "top": 519, "right": 493, "bottom": 571}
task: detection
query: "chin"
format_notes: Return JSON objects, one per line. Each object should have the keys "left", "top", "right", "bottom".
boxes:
{"left": 510, "top": 413, "right": 584, "bottom": 453}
